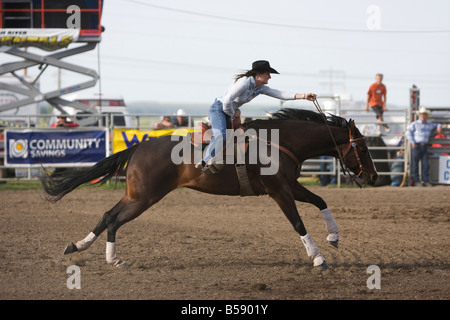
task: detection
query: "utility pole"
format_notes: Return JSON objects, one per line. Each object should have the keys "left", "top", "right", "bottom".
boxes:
{"left": 319, "top": 67, "right": 346, "bottom": 96}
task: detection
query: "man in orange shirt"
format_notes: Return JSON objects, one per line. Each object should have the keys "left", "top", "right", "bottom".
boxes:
{"left": 366, "top": 73, "right": 389, "bottom": 135}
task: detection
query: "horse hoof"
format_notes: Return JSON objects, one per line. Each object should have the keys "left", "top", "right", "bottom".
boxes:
{"left": 63, "top": 243, "right": 78, "bottom": 255}
{"left": 328, "top": 240, "right": 339, "bottom": 249}
{"left": 113, "top": 260, "right": 129, "bottom": 269}
{"left": 315, "top": 261, "right": 329, "bottom": 271}
{"left": 312, "top": 254, "right": 329, "bottom": 271}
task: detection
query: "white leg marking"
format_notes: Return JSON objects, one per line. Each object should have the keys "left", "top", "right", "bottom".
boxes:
{"left": 321, "top": 208, "right": 339, "bottom": 240}
{"left": 75, "top": 232, "right": 97, "bottom": 251}
{"left": 301, "top": 233, "right": 326, "bottom": 267}
{"left": 106, "top": 241, "right": 120, "bottom": 265}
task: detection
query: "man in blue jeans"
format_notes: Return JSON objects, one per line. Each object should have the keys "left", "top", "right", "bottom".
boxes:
{"left": 406, "top": 107, "right": 442, "bottom": 186}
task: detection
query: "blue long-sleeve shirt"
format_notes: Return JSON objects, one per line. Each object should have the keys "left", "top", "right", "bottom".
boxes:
{"left": 406, "top": 120, "right": 441, "bottom": 144}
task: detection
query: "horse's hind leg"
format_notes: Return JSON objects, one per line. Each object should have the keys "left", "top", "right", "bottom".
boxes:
{"left": 102, "top": 197, "right": 152, "bottom": 267}
{"left": 292, "top": 181, "right": 339, "bottom": 248}
{"left": 62, "top": 200, "right": 128, "bottom": 255}
{"left": 62, "top": 196, "right": 152, "bottom": 267}
{"left": 63, "top": 232, "right": 98, "bottom": 255}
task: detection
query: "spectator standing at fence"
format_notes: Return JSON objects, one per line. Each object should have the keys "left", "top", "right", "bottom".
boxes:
{"left": 154, "top": 116, "right": 174, "bottom": 129}
{"left": 406, "top": 107, "right": 442, "bottom": 186}
{"left": 173, "top": 109, "right": 190, "bottom": 127}
{"left": 319, "top": 156, "right": 337, "bottom": 186}
{"left": 51, "top": 115, "right": 79, "bottom": 128}
{"left": 366, "top": 73, "right": 389, "bottom": 135}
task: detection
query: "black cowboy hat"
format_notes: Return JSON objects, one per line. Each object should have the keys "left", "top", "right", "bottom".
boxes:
{"left": 251, "top": 60, "right": 279, "bottom": 74}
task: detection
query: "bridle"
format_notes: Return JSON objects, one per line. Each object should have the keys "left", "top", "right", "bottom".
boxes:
{"left": 344, "top": 128, "right": 366, "bottom": 179}
{"left": 313, "top": 99, "right": 367, "bottom": 188}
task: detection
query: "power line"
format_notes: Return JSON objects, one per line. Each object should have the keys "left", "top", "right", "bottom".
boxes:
{"left": 123, "top": 0, "right": 450, "bottom": 34}
{"left": 62, "top": 53, "right": 450, "bottom": 85}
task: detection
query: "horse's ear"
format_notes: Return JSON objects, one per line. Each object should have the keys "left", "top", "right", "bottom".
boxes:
{"left": 349, "top": 119, "right": 355, "bottom": 130}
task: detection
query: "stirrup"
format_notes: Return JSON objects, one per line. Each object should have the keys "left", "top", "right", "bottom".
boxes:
{"left": 195, "top": 161, "right": 205, "bottom": 169}
{"left": 203, "top": 163, "right": 220, "bottom": 175}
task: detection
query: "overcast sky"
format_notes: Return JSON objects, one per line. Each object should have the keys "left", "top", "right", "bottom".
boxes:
{"left": 14, "top": 0, "right": 450, "bottom": 112}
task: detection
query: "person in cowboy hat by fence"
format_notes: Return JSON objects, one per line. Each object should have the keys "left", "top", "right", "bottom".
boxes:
{"left": 406, "top": 107, "right": 442, "bottom": 186}
{"left": 196, "top": 60, "right": 317, "bottom": 172}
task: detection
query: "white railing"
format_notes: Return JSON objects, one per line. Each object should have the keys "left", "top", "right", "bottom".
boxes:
{"left": 0, "top": 107, "right": 412, "bottom": 186}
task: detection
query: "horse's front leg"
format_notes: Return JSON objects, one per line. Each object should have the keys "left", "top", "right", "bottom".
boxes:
{"left": 292, "top": 181, "right": 339, "bottom": 248}
{"left": 264, "top": 181, "right": 328, "bottom": 270}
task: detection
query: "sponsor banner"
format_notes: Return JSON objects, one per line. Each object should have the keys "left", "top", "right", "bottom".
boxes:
{"left": 4, "top": 128, "right": 109, "bottom": 167}
{"left": 0, "top": 28, "right": 80, "bottom": 51}
{"left": 438, "top": 156, "right": 450, "bottom": 184}
{"left": 113, "top": 128, "right": 194, "bottom": 154}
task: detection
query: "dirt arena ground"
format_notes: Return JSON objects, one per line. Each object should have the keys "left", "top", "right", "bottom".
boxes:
{"left": 0, "top": 185, "right": 448, "bottom": 301}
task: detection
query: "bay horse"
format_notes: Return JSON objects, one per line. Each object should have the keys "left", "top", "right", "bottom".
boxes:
{"left": 40, "top": 108, "right": 378, "bottom": 270}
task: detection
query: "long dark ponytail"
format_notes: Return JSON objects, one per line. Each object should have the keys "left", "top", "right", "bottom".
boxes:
{"left": 234, "top": 70, "right": 257, "bottom": 82}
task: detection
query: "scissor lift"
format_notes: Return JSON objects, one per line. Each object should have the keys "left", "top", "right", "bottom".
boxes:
{"left": 0, "top": 0, "right": 103, "bottom": 125}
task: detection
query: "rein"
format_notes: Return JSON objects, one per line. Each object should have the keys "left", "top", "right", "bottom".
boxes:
{"left": 312, "top": 99, "right": 365, "bottom": 188}
{"left": 253, "top": 136, "right": 301, "bottom": 175}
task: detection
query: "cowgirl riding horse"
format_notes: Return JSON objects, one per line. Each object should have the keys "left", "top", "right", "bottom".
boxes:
{"left": 196, "top": 60, "right": 317, "bottom": 173}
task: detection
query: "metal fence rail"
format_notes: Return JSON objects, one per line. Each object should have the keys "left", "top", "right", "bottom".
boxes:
{"left": 0, "top": 108, "right": 412, "bottom": 186}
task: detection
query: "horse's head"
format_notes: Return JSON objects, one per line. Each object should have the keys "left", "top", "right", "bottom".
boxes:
{"left": 341, "top": 120, "right": 378, "bottom": 186}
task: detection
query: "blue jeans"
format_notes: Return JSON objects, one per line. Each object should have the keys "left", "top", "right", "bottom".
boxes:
{"left": 411, "top": 143, "right": 429, "bottom": 183}
{"left": 202, "top": 99, "right": 231, "bottom": 163}
{"left": 319, "top": 156, "right": 337, "bottom": 186}
{"left": 390, "top": 153, "right": 404, "bottom": 186}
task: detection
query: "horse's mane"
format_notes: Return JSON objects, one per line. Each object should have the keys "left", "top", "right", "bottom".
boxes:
{"left": 243, "top": 108, "right": 350, "bottom": 129}
{"left": 268, "top": 108, "right": 349, "bottom": 128}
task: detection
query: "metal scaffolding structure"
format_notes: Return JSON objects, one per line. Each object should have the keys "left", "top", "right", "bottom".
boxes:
{"left": 0, "top": 0, "right": 103, "bottom": 125}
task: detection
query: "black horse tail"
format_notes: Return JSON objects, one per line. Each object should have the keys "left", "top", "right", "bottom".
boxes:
{"left": 40, "top": 144, "right": 140, "bottom": 202}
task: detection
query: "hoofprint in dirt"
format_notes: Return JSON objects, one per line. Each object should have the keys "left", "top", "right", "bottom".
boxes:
{"left": 0, "top": 186, "right": 448, "bottom": 300}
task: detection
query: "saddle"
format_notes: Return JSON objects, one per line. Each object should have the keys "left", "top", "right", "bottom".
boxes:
{"left": 190, "top": 113, "right": 255, "bottom": 196}
{"left": 190, "top": 122, "right": 213, "bottom": 147}
{"left": 190, "top": 112, "right": 243, "bottom": 147}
